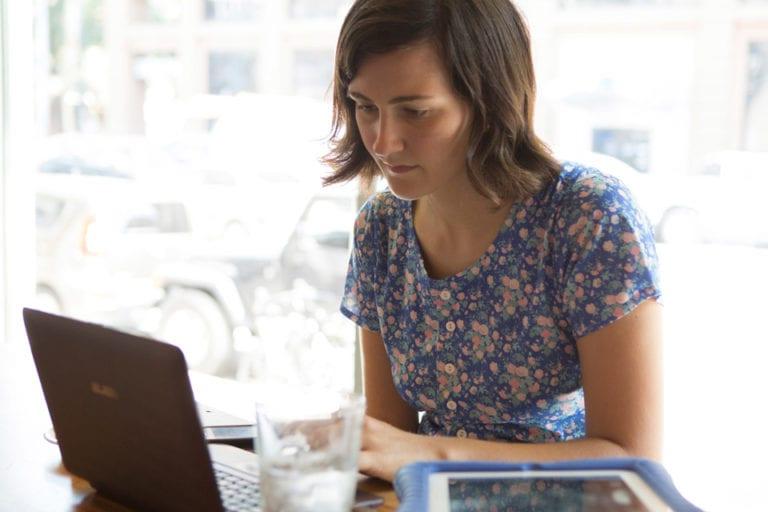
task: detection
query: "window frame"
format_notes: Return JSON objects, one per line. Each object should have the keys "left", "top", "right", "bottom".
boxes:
{"left": 1, "top": 0, "right": 37, "bottom": 345}
{"left": 735, "top": 24, "right": 768, "bottom": 150}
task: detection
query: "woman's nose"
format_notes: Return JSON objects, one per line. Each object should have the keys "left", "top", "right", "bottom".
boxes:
{"left": 372, "top": 115, "right": 404, "bottom": 158}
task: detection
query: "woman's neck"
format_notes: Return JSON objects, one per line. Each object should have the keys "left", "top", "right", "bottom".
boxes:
{"left": 415, "top": 186, "right": 511, "bottom": 241}
{"left": 412, "top": 186, "right": 512, "bottom": 278}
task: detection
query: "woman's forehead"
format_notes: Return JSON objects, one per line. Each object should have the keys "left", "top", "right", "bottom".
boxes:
{"left": 348, "top": 43, "right": 453, "bottom": 99}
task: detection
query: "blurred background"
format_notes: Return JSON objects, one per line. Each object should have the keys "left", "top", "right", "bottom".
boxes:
{"left": 0, "top": 0, "right": 766, "bottom": 510}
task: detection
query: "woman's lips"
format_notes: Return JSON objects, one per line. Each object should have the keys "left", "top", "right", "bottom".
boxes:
{"left": 384, "top": 163, "right": 418, "bottom": 175}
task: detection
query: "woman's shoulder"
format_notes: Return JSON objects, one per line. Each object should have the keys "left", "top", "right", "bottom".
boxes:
{"left": 546, "top": 160, "right": 655, "bottom": 248}
{"left": 365, "top": 188, "right": 407, "bottom": 212}
{"left": 352, "top": 188, "right": 410, "bottom": 239}
{"left": 541, "top": 160, "right": 646, "bottom": 223}
{"left": 357, "top": 188, "right": 410, "bottom": 223}
{"left": 554, "top": 161, "right": 634, "bottom": 203}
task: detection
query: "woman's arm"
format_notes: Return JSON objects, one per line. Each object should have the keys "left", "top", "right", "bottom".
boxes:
{"left": 579, "top": 297, "right": 663, "bottom": 460}
{"left": 360, "top": 327, "right": 419, "bottom": 432}
{"left": 358, "top": 299, "right": 663, "bottom": 481}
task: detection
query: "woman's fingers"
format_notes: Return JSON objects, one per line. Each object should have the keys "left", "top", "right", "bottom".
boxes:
{"left": 358, "top": 449, "right": 386, "bottom": 480}
{"left": 358, "top": 417, "right": 414, "bottom": 482}
{"left": 358, "top": 449, "right": 394, "bottom": 481}
{"left": 358, "top": 417, "right": 394, "bottom": 480}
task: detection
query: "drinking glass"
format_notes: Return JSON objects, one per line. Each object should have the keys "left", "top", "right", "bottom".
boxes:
{"left": 255, "top": 388, "right": 365, "bottom": 512}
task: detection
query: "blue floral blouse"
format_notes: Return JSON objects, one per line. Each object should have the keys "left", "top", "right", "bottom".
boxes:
{"left": 340, "top": 162, "right": 662, "bottom": 443}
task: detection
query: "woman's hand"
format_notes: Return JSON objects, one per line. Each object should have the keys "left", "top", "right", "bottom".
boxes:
{"left": 358, "top": 415, "right": 441, "bottom": 482}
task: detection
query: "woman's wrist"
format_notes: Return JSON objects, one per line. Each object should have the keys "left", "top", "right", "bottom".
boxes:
{"left": 422, "top": 433, "right": 458, "bottom": 462}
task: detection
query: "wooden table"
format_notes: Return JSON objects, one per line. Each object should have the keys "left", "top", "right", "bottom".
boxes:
{"left": 0, "top": 343, "right": 397, "bottom": 511}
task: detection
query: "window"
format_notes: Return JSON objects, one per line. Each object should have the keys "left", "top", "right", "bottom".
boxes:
{"left": 208, "top": 52, "right": 258, "bottom": 95}
{"left": 288, "top": 0, "right": 349, "bottom": 19}
{"left": 39, "top": 157, "right": 131, "bottom": 179}
{"left": 744, "top": 41, "right": 768, "bottom": 151}
{"left": 124, "top": 203, "right": 190, "bottom": 233}
{"left": 205, "top": 0, "right": 263, "bottom": 22}
{"left": 293, "top": 49, "right": 334, "bottom": 99}
{"left": 132, "top": 0, "right": 182, "bottom": 23}
{"left": 133, "top": 53, "right": 181, "bottom": 136}
{"left": 28, "top": 0, "right": 352, "bottom": 388}
{"left": 592, "top": 128, "right": 651, "bottom": 173}
{"left": 557, "top": 0, "right": 698, "bottom": 7}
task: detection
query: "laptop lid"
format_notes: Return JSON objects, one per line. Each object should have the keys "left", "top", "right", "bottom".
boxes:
{"left": 23, "top": 308, "right": 226, "bottom": 512}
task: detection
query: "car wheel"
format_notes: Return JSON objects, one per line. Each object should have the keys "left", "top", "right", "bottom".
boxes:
{"left": 657, "top": 207, "right": 703, "bottom": 244}
{"left": 156, "top": 288, "right": 233, "bottom": 375}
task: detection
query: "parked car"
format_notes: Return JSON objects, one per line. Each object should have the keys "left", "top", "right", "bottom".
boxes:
{"left": 34, "top": 168, "right": 256, "bottom": 376}
{"left": 150, "top": 182, "right": 361, "bottom": 379}
{"left": 34, "top": 115, "right": 341, "bottom": 377}
{"left": 654, "top": 151, "right": 768, "bottom": 246}
{"left": 34, "top": 173, "right": 191, "bottom": 328}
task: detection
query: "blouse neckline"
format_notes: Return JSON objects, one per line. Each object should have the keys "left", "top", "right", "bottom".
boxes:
{"left": 405, "top": 199, "right": 520, "bottom": 285}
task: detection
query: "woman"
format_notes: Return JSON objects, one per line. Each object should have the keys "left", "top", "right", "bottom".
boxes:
{"left": 324, "top": 0, "right": 663, "bottom": 482}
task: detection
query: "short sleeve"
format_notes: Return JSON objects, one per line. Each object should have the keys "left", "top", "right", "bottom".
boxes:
{"left": 556, "top": 171, "right": 662, "bottom": 339}
{"left": 340, "top": 199, "right": 381, "bottom": 332}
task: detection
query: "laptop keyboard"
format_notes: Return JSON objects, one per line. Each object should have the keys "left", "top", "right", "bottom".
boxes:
{"left": 214, "top": 465, "right": 261, "bottom": 512}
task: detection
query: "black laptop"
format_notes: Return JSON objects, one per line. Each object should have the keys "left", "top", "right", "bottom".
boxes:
{"left": 23, "top": 308, "right": 381, "bottom": 512}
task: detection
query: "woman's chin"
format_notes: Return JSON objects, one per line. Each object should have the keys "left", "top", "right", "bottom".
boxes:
{"left": 386, "top": 185, "right": 423, "bottom": 202}
{"left": 383, "top": 177, "right": 426, "bottom": 202}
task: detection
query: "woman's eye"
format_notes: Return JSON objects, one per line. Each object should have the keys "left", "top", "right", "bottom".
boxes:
{"left": 356, "top": 104, "right": 377, "bottom": 113}
{"left": 405, "top": 108, "right": 429, "bottom": 118}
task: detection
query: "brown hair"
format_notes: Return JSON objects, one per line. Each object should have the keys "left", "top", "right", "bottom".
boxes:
{"left": 322, "top": 0, "right": 561, "bottom": 204}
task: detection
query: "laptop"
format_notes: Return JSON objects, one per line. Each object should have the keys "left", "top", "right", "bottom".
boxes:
{"left": 23, "top": 308, "right": 382, "bottom": 512}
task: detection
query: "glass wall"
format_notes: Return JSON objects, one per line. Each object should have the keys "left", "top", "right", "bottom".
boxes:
{"left": 31, "top": 0, "right": 355, "bottom": 390}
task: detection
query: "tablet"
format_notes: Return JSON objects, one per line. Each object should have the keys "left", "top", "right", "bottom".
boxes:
{"left": 429, "top": 469, "right": 671, "bottom": 511}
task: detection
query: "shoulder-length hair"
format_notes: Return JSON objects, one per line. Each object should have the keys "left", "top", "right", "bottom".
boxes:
{"left": 322, "top": 0, "right": 561, "bottom": 204}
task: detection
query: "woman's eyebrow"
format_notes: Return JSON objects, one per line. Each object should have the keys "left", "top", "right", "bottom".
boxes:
{"left": 347, "top": 91, "right": 434, "bottom": 104}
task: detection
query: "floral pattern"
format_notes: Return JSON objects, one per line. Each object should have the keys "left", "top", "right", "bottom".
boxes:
{"left": 341, "top": 163, "right": 661, "bottom": 443}
{"left": 448, "top": 477, "right": 605, "bottom": 511}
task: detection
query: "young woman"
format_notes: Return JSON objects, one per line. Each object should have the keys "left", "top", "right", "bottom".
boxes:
{"left": 324, "top": 0, "right": 663, "bottom": 482}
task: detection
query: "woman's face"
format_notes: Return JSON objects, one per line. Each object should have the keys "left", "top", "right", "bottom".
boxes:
{"left": 348, "top": 41, "right": 473, "bottom": 201}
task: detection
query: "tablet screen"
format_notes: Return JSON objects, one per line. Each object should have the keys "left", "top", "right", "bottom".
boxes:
{"left": 445, "top": 475, "right": 652, "bottom": 512}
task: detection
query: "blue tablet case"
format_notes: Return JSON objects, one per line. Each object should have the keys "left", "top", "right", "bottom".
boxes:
{"left": 394, "top": 458, "right": 703, "bottom": 512}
